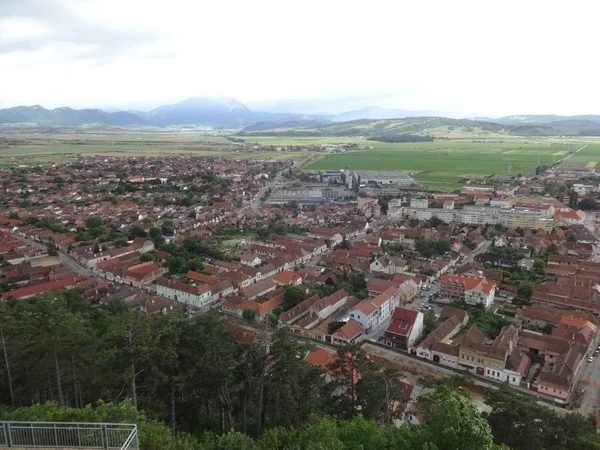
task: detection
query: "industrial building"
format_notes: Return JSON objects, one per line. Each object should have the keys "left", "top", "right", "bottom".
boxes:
{"left": 353, "top": 170, "right": 418, "bottom": 187}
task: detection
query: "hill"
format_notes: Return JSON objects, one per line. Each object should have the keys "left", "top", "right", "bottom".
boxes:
{"left": 498, "top": 114, "right": 600, "bottom": 124}
{"left": 239, "top": 116, "right": 600, "bottom": 139}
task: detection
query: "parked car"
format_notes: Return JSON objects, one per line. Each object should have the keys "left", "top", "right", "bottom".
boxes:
{"left": 588, "top": 356, "right": 594, "bottom": 363}
{"left": 378, "top": 334, "right": 385, "bottom": 342}
{"left": 594, "top": 351, "right": 599, "bottom": 357}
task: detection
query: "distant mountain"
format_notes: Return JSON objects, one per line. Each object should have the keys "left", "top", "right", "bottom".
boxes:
{"left": 498, "top": 114, "right": 600, "bottom": 124}
{"left": 0, "top": 105, "right": 146, "bottom": 126}
{"left": 331, "top": 106, "right": 435, "bottom": 122}
{"left": 144, "top": 96, "right": 255, "bottom": 127}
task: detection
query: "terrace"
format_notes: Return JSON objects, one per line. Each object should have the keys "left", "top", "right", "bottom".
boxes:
{"left": 0, "top": 422, "right": 138, "bottom": 450}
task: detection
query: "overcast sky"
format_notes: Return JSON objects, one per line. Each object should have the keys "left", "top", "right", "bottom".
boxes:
{"left": 1, "top": 0, "right": 598, "bottom": 116}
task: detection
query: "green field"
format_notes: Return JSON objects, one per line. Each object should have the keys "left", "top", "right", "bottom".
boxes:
{"left": 559, "top": 144, "right": 600, "bottom": 167}
{"left": 302, "top": 140, "right": 586, "bottom": 191}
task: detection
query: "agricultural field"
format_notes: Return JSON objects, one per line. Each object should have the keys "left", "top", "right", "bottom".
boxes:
{"left": 559, "top": 143, "right": 600, "bottom": 167}
{"left": 302, "top": 139, "right": 587, "bottom": 191}
{"left": 0, "top": 132, "right": 305, "bottom": 167}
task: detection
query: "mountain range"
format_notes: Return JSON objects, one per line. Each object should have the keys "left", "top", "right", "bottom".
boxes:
{"left": 2, "top": 97, "right": 600, "bottom": 138}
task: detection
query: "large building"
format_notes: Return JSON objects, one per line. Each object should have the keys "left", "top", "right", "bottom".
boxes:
{"left": 353, "top": 170, "right": 418, "bottom": 187}
{"left": 440, "top": 275, "right": 496, "bottom": 309}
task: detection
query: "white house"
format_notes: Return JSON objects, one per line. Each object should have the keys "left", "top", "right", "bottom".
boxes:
{"left": 156, "top": 278, "right": 212, "bottom": 308}
{"left": 348, "top": 286, "right": 399, "bottom": 334}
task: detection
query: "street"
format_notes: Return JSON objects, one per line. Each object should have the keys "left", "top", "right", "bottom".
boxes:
{"left": 571, "top": 339, "right": 600, "bottom": 415}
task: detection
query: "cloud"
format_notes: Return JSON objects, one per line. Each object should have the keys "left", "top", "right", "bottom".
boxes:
{"left": 0, "top": 0, "right": 599, "bottom": 115}
{"left": 0, "top": 0, "right": 164, "bottom": 59}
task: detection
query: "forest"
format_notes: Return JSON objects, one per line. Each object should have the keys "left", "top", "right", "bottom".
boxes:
{"left": 0, "top": 291, "right": 599, "bottom": 449}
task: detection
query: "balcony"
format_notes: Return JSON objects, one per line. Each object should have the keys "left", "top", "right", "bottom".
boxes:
{"left": 0, "top": 422, "right": 138, "bottom": 450}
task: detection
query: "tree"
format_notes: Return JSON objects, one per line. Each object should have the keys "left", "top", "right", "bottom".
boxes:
{"left": 242, "top": 308, "right": 256, "bottom": 321}
{"left": 484, "top": 383, "right": 600, "bottom": 450}
{"left": 578, "top": 198, "right": 597, "bottom": 210}
{"left": 46, "top": 238, "right": 59, "bottom": 257}
{"left": 568, "top": 190, "right": 578, "bottom": 209}
{"left": 414, "top": 386, "right": 498, "bottom": 450}
{"left": 282, "top": 285, "right": 308, "bottom": 311}
{"left": 8, "top": 212, "right": 19, "bottom": 220}
{"left": 128, "top": 224, "right": 147, "bottom": 239}
{"left": 140, "top": 253, "right": 157, "bottom": 263}
{"left": 423, "top": 310, "right": 437, "bottom": 336}
{"left": 85, "top": 217, "right": 103, "bottom": 229}
{"left": 517, "top": 284, "right": 534, "bottom": 300}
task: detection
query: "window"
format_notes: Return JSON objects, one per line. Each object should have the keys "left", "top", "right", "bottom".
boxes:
{"left": 513, "top": 377, "right": 516, "bottom": 382}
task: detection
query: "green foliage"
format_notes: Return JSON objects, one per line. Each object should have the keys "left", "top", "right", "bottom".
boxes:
{"left": 423, "top": 310, "right": 437, "bottom": 336}
{"left": 242, "top": 308, "right": 257, "bottom": 321}
{"left": 578, "top": 198, "right": 597, "bottom": 210}
{"left": 414, "top": 238, "right": 451, "bottom": 258}
{"left": 282, "top": 285, "right": 308, "bottom": 311}
{"left": 484, "top": 384, "right": 600, "bottom": 450}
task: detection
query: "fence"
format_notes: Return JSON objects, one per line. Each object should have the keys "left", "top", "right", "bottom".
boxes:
{"left": 0, "top": 422, "right": 138, "bottom": 450}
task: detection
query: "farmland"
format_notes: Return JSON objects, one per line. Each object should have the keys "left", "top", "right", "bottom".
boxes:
{"left": 0, "top": 132, "right": 305, "bottom": 167}
{"left": 301, "top": 139, "right": 588, "bottom": 191}
{"left": 559, "top": 143, "right": 600, "bottom": 167}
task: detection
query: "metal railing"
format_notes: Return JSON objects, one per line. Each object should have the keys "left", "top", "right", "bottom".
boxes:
{"left": 0, "top": 421, "right": 138, "bottom": 450}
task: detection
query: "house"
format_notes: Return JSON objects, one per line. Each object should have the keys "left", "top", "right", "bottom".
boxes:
{"left": 239, "top": 253, "right": 261, "bottom": 267}
{"left": 384, "top": 307, "right": 424, "bottom": 350}
{"left": 0, "top": 275, "right": 89, "bottom": 300}
{"left": 554, "top": 210, "right": 586, "bottom": 226}
{"left": 272, "top": 270, "right": 303, "bottom": 286}
{"left": 122, "top": 262, "right": 166, "bottom": 286}
{"left": 332, "top": 320, "right": 363, "bottom": 345}
{"left": 221, "top": 295, "right": 284, "bottom": 321}
{"left": 415, "top": 314, "right": 464, "bottom": 361}
{"left": 240, "top": 277, "right": 277, "bottom": 300}
{"left": 186, "top": 271, "right": 218, "bottom": 285}
{"left": 156, "top": 277, "right": 212, "bottom": 308}
{"left": 370, "top": 256, "right": 408, "bottom": 275}
{"left": 348, "top": 286, "right": 400, "bottom": 334}
{"left": 440, "top": 275, "right": 496, "bottom": 310}
{"left": 211, "top": 279, "right": 234, "bottom": 302}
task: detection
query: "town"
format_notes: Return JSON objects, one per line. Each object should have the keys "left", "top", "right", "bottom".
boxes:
{"left": 1, "top": 150, "right": 600, "bottom": 437}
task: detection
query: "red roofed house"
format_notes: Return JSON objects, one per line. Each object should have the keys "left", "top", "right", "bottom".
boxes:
{"left": 440, "top": 275, "right": 496, "bottom": 310}
{"left": 384, "top": 307, "right": 424, "bottom": 350}
{"left": 272, "top": 270, "right": 303, "bottom": 286}
{"left": 554, "top": 209, "right": 585, "bottom": 225}
{"left": 186, "top": 271, "right": 219, "bottom": 285}
{"left": 332, "top": 319, "right": 363, "bottom": 345}
{"left": 348, "top": 286, "right": 400, "bottom": 334}
{"left": 1, "top": 276, "right": 89, "bottom": 300}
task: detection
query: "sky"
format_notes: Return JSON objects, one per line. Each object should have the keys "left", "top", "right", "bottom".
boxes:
{"left": 1, "top": 0, "right": 599, "bottom": 116}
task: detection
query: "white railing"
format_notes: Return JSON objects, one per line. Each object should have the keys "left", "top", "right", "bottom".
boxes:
{"left": 0, "top": 421, "right": 138, "bottom": 449}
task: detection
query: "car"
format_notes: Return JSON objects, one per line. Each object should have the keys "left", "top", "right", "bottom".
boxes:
{"left": 594, "top": 351, "right": 599, "bottom": 357}
{"left": 588, "top": 357, "right": 594, "bottom": 363}
{"left": 378, "top": 334, "right": 385, "bottom": 342}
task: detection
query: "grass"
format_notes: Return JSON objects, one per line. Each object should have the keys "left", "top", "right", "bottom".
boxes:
{"left": 301, "top": 140, "right": 579, "bottom": 190}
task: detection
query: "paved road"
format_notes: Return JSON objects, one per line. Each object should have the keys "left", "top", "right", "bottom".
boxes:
{"left": 571, "top": 338, "right": 600, "bottom": 415}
